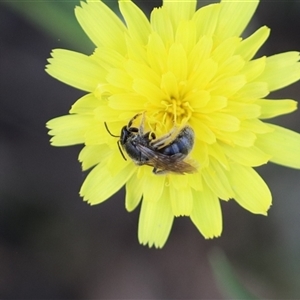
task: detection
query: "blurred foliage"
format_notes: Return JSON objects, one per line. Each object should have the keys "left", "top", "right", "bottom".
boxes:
{"left": 209, "top": 249, "right": 260, "bottom": 299}
{"left": 1, "top": 0, "right": 118, "bottom": 53}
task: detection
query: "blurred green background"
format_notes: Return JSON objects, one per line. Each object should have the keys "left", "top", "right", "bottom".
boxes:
{"left": 1, "top": 0, "right": 300, "bottom": 298}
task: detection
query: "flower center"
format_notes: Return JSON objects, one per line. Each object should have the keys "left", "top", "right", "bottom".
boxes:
{"left": 160, "top": 96, "right": 193, "bottom": 126}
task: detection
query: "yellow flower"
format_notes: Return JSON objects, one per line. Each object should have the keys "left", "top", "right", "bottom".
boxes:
{"left": 46, "top": 0, "right": 300, "bottom": 248}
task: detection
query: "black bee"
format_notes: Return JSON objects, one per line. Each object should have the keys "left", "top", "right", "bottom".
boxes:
{"left": 105, "top": 113, "right": 197, "bottom": 174}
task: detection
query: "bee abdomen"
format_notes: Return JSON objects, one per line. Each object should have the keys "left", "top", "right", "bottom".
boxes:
{"left": 159, "top": 127, "right": 194, "bottom": 156}
{"left": 160, "top": 143, "right": 181, "bottom": 156}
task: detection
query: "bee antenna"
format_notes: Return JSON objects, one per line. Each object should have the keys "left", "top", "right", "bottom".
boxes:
{"left": 117, "top": 141, "right": 127, "bottom": 161}
{"left": 104, "top": 123, "right": 127, "bottom": 161}
{"left": 104, "top": 122, "right": 119, "bottom": 137}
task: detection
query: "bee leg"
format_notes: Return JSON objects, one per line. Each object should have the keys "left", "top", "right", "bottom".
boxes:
{"left": 152, "top": 168, "right": 169, "bottom": 175}
{"left": 150, "top": 132, "right": 156, "bottom": 140}
{"left": 150, "top": 132, "right": 172, "bottom": 148}
{"left": 143, "top": 131, "right": 156, "bottom": 141}
{"left": 139, "top": 112, "right": 146, "bottom": 135}
{"left": 127, "top": 113, "right": 142, "bottom": 129}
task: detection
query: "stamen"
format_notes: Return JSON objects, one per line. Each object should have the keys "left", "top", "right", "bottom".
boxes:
{"left": 151, "top": 96, "right": 193, "bottom": 130}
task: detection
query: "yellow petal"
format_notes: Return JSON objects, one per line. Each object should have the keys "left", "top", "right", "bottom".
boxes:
{"left": 94, "top": 82, "right": 124, "bottom": 96}
{"left": 209, "top": 75, "right": 246, "bottom": 98}
{"left": 188, "top": 35, "right": 213, "bottom": 74}
{"left": 46, "top": 49, "right": 102, "bottom": 92}
{"left": 211, "top": 37, "right": 241, "bottom": 64}
{"left": 190, "top": 184, "right": 223, "bottom": 239}
{"left": 47, "top": 115, "right": 92, "bottom": 146}
{"left": 138, "top": 188, "right": 174, "bottom": 248}
{"left": 221, "top": 144, "right": 271, "bottom": 167}
{"left": 161, "top": 72, "right": 179, "bottom": 100}
{"left": 208, "top": 142, "right": 229, "bottom": 170}
{"left": 192, "top": 4, "right": 220, "bottom": 39}
{"left": 228, "top": 162, "right": 272, "bottom": 214}
{"left": 233, "top": 82, "right": 269, "bottom": 102}
{"left": 190, "top": 117, "right": 216, "bottom": 144}
{"left": 188, "top": 172, "right": 203, "bottom": 191}
{"left": 241, "top": 119, "right": 273, "bottom": 134}
{"left": 75, "top": 1, "right": 126, "bottom": 52}
{"left": 163, "top": 0, "right": 197, "bottom": 29}
{"left": 236, "top": 26, "right": 270, "bottom": 61}
{"left": 147, "top": 32, "right": 168, "bottom": 74}
{"left": 169, "top": 171, "right": 188, "bottom": 189}
{"left": 257, "top": 99, "right": 297, "bottom": 119}
{"left": 80, "top": 157, "right": 135, "bottom": 205}
{"left": 106, "top": 68, "right": 133, "bottom": 90}
{"left": 170, "top": 186, "right": 193, "bottom": 216}
{"left": 222, "top": 102, "right": 260, "bottom": 120}
{"left": 175, "top": 20, "right": 196, "bottom": 55}
{"left": 167, "top": 43, "right": 188, "bottom": 81}
{"left": 119, "top": 0, "right": 151, "bottom": 45}
{"left": 255, "top": 124, "right": 300, "bottom": 169}
{"left": 256, "top": 52, "right": 300, "bottom": 91}
{"left": 133, "top": 79, "right": 166, "bottom": 105}
{"left": 201, "top": 96, "right": 227, "bottom": 114}
{"left": 103, "top": 146, "right": 130, "bottom": 177}
{"left": 125, "top": 173, "right": 143, "bottom": 212}
{"left": 217, "top": 55, "right": 245, "bottom": 78}
{"left": 79, "top": 145, "right": 112, "bottom": 171}
{"left": 70, "top": 93, "right": 100, "bottom": 114}
{"left": 201, "top": 112, "right": 240, "bottom": 132}
{"left": 215, "top": 0, "right": 259, "bottom": 42}
{"left": 202, "top": 158, "right": 234, "bottom": 200}
{"left": 142, "top": 172, "right": 166, "bottom": 203}
{"left": 150, "top": 7, "right": 174, "bottom": 46}
{"left": 92, "top": 47, "right": 125, "bottom": 71}
{"left": 216, "top": 130, "right": 256, "bottom": 147}
{"left": 186, "top": 90, "right": 210, "bottom": 110}
{"left": 94, "top": 104, "right": 123, "bottom": 123}
{"left": 109, "top": 93, "right": 146, "bottom": 111}
{"left": 125, "top": 59, "right": 160, "bottom": 85}
{"left": 241, "top": 56, "right": 266, "bottom": 82}
{"left": 189, "top": 58, "right": 218, "bottom": 90}
{"left": 125, "top": 34, "right": 148, "bottom": 64}
{"left": 193, "top": 141, "right": 209, "bottom": 170}
{"left": 85, "top": 119, "right": 118, "bottom": 145}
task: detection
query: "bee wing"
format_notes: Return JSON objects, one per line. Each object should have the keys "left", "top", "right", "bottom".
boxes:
{"left": 136, "top": 144, "right": 197, "bottom": 174}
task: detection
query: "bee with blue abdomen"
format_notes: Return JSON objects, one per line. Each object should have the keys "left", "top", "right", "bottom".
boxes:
{"left": 104, "top": 113, "right": 197, "bottom": 174}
